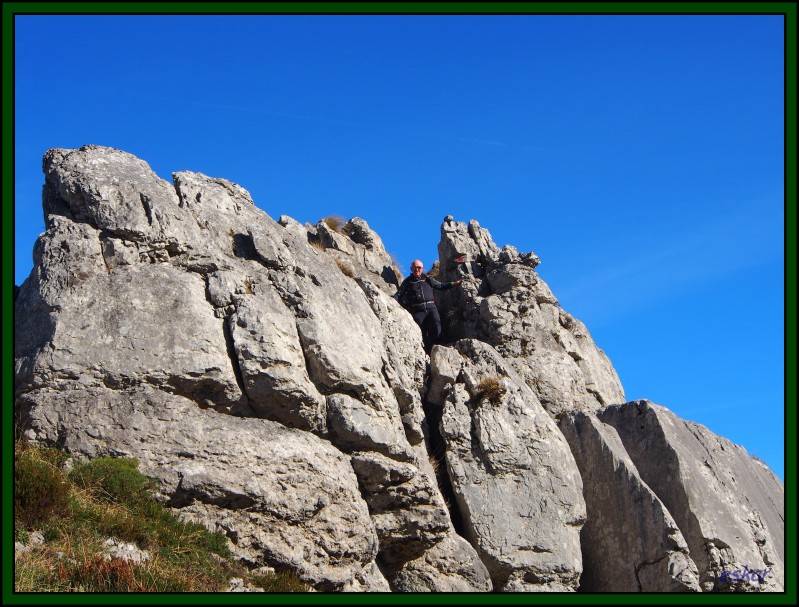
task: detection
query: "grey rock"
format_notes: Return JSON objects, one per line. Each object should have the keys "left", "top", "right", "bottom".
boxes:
{"left": 18, "top": 385, "right": 377, "bottom": 590}
{"left": 558, "top": 411, "right": 700, "bottom": 592}
{"left": 428, "top": 340, "right": 586, "bottom": 591}
{"left": 390, "top": 535, "right": 493, "bottom": 592}
{"left": 102, "top": 538, "right": 151, "bottom": 564}
{"left": 15, "top": 542, "right": 31, "bottom": 557}
{"left": 228, "top": 283, "right": 327, "bottom": 432}
{"left": 29, "top": 531, "right": 45, "bottom": 546}
{"left": 349, "top": 451, "right": 451, "bottom": 567}
{"left": 16, "top": 146, "right": 450, "bottom": 591}
{"left": 327, "top": 393, "right": 414, "bottom": 461}
{"left": 15, "top": 214, "right": 242, "bottom": 407}
{"left": 435, "top": 216, "right": 624, "bottom": 416}
{"left": 599, "top": 401, "right": 784, "bottom": 592}
{"left": 341, "top": 561, "right": 392, "bottom": 592}
{"left": 315, "top": 217, "right": 402, "bottom": 294}
{"left": 354, "top": 278, "right": 427, "bottom": 445}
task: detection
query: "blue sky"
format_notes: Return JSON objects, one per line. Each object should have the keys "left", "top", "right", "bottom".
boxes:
{"left": 14, "top": 15, "right": 784, "bottom": 478}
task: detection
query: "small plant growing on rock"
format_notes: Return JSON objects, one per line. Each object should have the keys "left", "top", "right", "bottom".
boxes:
{"left": 321, "top": 215, "right": 346, "bottom": 233}
{"left": 474, "top": 376, "right": 506, "bottom": 405}
{"left": 335, "top": 258, "right": 356, "bottom": 278}
{"left": 308, "top": 237, "right": 326, "bottom": 252}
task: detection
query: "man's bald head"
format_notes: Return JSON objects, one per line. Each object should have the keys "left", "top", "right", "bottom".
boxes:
{"left": 410, "top": 259, "right": 424, "bottom": 277}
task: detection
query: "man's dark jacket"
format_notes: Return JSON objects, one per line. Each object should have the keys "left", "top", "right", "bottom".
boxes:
{"left": 394, "top": 274, "right": 456, "bottom": 311}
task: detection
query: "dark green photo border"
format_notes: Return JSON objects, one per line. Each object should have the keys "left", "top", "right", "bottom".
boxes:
{"left": 2, "top": 1, "right": 795, "bottom": 605}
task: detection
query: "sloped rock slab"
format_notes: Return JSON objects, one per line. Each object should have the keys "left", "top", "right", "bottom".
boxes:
{"left": 559, "top": 411, "right": 700, "bottom": 591}
{"left": 599, "top": 400, "right": 784, "bottom": 592}
{"left": 428, "top": 339, "right": 586, "bottom": 591}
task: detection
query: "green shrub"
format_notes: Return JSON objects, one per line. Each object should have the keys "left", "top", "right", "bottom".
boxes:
{"left": 15, "top": 447, "right": 71, "bottom": 528}
{"left": 69, "top": 457, "right": 154, "bottom": 507}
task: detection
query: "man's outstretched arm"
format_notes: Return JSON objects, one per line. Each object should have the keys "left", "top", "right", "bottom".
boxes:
{"left": 427, "top": 276, "right": 462, "bottom": 290}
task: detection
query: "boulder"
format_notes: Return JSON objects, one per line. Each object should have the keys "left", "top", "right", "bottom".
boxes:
{"left": 14, "top": 146, "right": 451, "bottom": 590}
{"left": 313, "top": 217, "right": 403, "bottom": 294}
{"left": 390, "top": 535, "right": 493, "bottom": 592}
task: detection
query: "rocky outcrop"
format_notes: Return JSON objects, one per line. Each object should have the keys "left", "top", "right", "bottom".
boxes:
{"left": 598, "top": 401, "right": 784, "bottom": 592}
{"left": 15, "top": 146, "right": 484, "bottom": 590}
{"left": 14, "top": 146, "right": 783, "bottom": 593}
{"left": 18, "top": 385, "right": 377, "bottom": 589}
{"left": 558, "top": 411, "right": 701, "bottom": 592}
{"left": 427, "top": 339, "right": 586, "bottom": 591}
{"left": 434, "top": 216, "right": 624, "bottom": 416}
{"left": 309, "top": 216, "right": 402, "bottom": 295}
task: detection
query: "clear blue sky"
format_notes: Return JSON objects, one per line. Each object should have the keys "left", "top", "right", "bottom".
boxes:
{"left": 14, "top": 15, "right": 784, "bottom": 479}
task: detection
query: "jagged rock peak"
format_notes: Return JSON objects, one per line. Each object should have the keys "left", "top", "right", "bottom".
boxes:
{"left": 434, "top": 215, "right": 625, "bottom": 417}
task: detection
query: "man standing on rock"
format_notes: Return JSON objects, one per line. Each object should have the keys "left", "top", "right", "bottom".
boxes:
{"left": 394, "top": 259, "right": 461, "bottom": 353}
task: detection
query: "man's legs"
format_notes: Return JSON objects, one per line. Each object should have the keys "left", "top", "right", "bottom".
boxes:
{"left": 411, "top": 309, "right": 430, "bottom": 351}
{"left": 411, "top": 306, "right": 443, "bottom": 353}
{"left": 425, "top": 306, "right": 443, "bottom": 350}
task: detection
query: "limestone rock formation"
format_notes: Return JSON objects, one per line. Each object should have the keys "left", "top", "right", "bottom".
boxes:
{"left": 15, "top": 145, "right": 486, "bottom": 590}
{"left": 427, "top": 339, "right": 586, "bottom": 591}
{"left": 310, "top": 216, "right": 402, "bottom": 295}
{"left": 558, "top": 411, "right": 701, "bottom": 592}
{"left": 599, "top": 401, "right": 784, "bottom": 592}
{"left": 14, "top": 146, "right": 784, "bottom": 593}
{"left": 18, "top": 385, "right": 377, "bottom": 589}
{"left": 434, "top": 216, "right": 624, "bottom": 416}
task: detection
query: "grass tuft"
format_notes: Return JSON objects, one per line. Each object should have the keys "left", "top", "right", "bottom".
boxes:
{"left": 250, "top": 570, "right": 310, "bottom": 592}
{"left": 474, "top": 376, "right": 506, "bottom": 405}
{"left": 14, "top": 444, "right": 313, "bottom": 592}
{"left": 321, "top": 215, "right": 346, "bottom": 233}
{"left": 15, "top": 444, "right": 310, "bottom": 592}
{"left": 69, "top": 457, "right": 154, "bottom": 507}
{"left": 15, "top": 445, "right": 71, "bottom": 528}
{"left": 335, "top": 258, "right": 356, "bottom": 278}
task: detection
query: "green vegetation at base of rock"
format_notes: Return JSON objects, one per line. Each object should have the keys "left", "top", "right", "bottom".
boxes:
{"left": 14, "top": 442, "right": 310, "bottom": 593}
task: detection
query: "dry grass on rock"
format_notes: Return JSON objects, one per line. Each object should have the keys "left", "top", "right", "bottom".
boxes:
{"left": 474, "top": 376, "right": 507, "bottom": 406}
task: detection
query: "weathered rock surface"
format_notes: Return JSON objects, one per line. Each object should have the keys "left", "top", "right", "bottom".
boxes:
{"left": 102, "top": 538, "right": 151, "bottom": 564}
{"left": 340, "top": 561, "right": 392, "bottom": 592}
{"left": 558, "top": 411, "right": 701, "bottom": 591}
{"left": 599, "top": 401, "right": 784, "bottom": 592}
{"left": 428, "top": 339, "right": 586, "bottom": 591}
{"left": 435, "top": 216, "right": 624, "bottom": 416}
{"left": 18, "top": 385, "right": 377, "bottom": 589}
{"left": 311, "top": 216, "right": 402, "bottom": 295}
{"left": 390, "top": 534, "right": 493, "bottom": 592}
{"left": 14, "top": 146, "right": 443, "bottom": 589}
